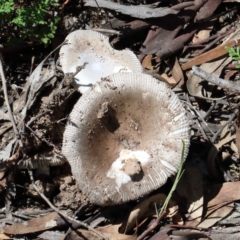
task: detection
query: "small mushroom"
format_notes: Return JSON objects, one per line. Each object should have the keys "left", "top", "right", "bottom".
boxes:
{"left": 62, "top": 72, "right": 190, "bottom": 206}
{"left": 59, "top": 30, "right": 142, "bottom": 93}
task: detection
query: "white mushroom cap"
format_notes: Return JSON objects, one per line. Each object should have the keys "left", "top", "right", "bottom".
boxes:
{"left": 62, "top": 72, "right": 190, "bottom": 206}
{"left": 59, "top": 30, "right": 142, "bottom": 93}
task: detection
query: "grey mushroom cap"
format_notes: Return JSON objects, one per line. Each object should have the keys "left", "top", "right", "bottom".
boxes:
{"left": 59, "top": 30, "right": 142, "bottom": 93}
{"left": 62, "top": 72, "right": 190, "bottom": 206}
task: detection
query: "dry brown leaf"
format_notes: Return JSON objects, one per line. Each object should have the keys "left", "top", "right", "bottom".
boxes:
{"left": 142, "top": 55, "right": 154, "bottom": 70}
{"left": 222, "top": 152, "right": 231, "bottom": 161}
{"left": 120, "top": 193, "right": 178, "bottom": 233}
{"left": 176, "top": 163, "right": 203, "bottom": 226}
{"left": 182, "top": 27, "right": 240, "bottom": 70}
{"left": 192, "top": 29, "right": 211, "bottom": 43}
{"left": 205, "top": 182, "right": 240, "bottom": 207}
{"left": 64, "top": 225, "right": 137, "bottom": 240}
{"left": 199, "top": 181, "right": 240, "bottom": 227}
{"left": 198, "top": 203, "right": 234, "bottom": 228}
{"left": 166, "top": 57, "right": 184, "bottom": 87}
{"left": 230, "top": 141, "right": 239, "bottom": 158}
{"left": 4, "top": 212, "right": 59, "bottom": 235}
{"left": 120, "top": 194, "right": 166, "bottom": 233}
{"left": 186, "top": 57, "right": 231, "bottom": 100}
{"left": 182, "top": 35, "right": 240, "bottom": 70}
{"left": 170, "top": 230, "right": 213, "bottom": 240}
{"left": 224, "top": 70, "right": 238, "bottom": 80}
{"left": 161, "top": 73, "right": 177, "bottom": 85}
{"left": 0, "top": 233, "right": 12, "bottom": 240}
{"left": 97, "top": 224, "right": 137, "bottom": 240}
{"left": 148, "top": 232, "right": 169, "bottom": 240}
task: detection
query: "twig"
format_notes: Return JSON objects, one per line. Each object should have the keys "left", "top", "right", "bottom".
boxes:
{"left": 136, "top": 211, "right": 167, "bottom": 240}
{"left": 62, "top": 62, "right": 88, "bottom": 86}
{"left": 26, "top": 110, "right": 52, "bottom": 127}
{"left": 190, "top": 29, "right": 235, "bottom": 46}
{"left": 211, "top": 111, "right": 237, "bottom": 143}
{"left": 168, "top": 224, "right": 211, "bottom": 231}
{"left": 182, "top": 100, "right": 214, "bottom": 137}
{"left": 27, "top": 170, "right": 108, "bottom": 240}
{"left": 197, "top": 35, "right": 224, "bottom": 56}
{"left": 203, "top": 102, "right": 216, "bottom": 120}
{"left": 12, "top": 212, "right": 33, "bottom": 220}
{"left": 93, "top": 28, "right": 120, "bottom": 35}
{"left": 196, "top": 29, "right": 235, "bottom": 56}
{"left": 191, "top": 66, "right": 240, "bottom": 92}
{"left": 29, "top": 56, "right": 35, "bottom": 76}
{"left": 19, "top": 40, "right": 67, "bottom": 129}
{"left": 60, "top": 0, "right": 69, "bottom": 10}
{"left": 186, "top": 94, "right": 213, "bottom": 139}
{"left": 0, "top": 60, "right": 19, "bottom": 138}
{"left": 195, "top": 120, "right": 209, "bottom": 141}
{"left": 26, "top": 125, "right": 55, "bottom": 148}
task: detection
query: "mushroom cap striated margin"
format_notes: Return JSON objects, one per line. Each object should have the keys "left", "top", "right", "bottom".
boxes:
{"left": 62, "top": 72, "right": 190, "bottom": 206}
{"left": 59, "top": 30, "right": 142, "bottom": 93}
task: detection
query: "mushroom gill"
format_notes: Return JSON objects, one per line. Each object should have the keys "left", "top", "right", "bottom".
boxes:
{"left": 59, "top": 30, "right": 142, "bottom": 93}
{"left": 62, "top": 72, "right": 190, "bottom": 206}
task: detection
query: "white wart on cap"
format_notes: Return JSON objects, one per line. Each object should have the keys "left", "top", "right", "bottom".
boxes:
{"left": 59, "top": 30, "right": 142, "bottom": 93}
{"left": 62, "top": 72, "right": 190, "bottom": 206}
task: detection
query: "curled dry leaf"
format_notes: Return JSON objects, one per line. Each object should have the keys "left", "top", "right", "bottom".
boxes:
{"left": 198, "top": 203, "right": 234, "bottom": 228}
{"left": 166, "top": 56, "right": 184, "bottom": 87}
{"left": 13, "top": 59, "right": 56, "bottom": 113}
{"left": 182, "top": 27, "right": 240, "bottom": 70}
{"left": 198, "top": 181, "right": 240, "bottom": 228}
{"left": 161, "top": 73, "right": 177, "bottom": 86}
{"left": 187, "top": 56, "right": 231, "bottom": 99}
{"left": 195, "top": 0, "right": 222, "bottom": 21}
{"left": 192, "top": 29, "right": 211, "bottom": 44}
{"left": 142, "top": 55, "right": 154, "bottom": 70}
{"left": 4, "top": 212, "right": 59, "bottom": 235}
{"left": 0, "top": 233, "right": 12, "bottom": 240}
{"left": 119, "top": 193, "right": 179, "bottom": 234}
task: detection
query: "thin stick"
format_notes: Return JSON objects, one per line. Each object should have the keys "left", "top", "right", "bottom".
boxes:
{"left": 0, "top": 60, "right": 19, "bottom": 137}
{"left": 136, "top": 211, "right": 167, "bottom": 240}
{"left": 26, "top": 110, "right": 52, "bottom": 127}
{"left": 211, "top": 111, "right": 237, "bottom": 143}
{"left": 191, "top": 66, "right": 240, "bottom": 92}
{"left": 27, "top": 170, "right": 108, "bottom": 240}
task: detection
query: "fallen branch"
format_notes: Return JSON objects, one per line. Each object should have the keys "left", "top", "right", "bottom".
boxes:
{"left": 191, "top": 66, "right": 240, "bottom": 92}
{"left": 84, "top": 0, "right": 178, "bottom": 19}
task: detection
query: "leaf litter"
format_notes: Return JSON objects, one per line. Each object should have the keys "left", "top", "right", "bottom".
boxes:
{"left": 1, "top": 0, "right": 240, "bottom": 239}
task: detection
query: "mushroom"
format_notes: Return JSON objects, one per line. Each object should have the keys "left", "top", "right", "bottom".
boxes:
{"left": 59, "top": 30, "right": 142, "bottom": 93}
{"left": 62, "top": 72, "right": 190, "bottom": 206}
